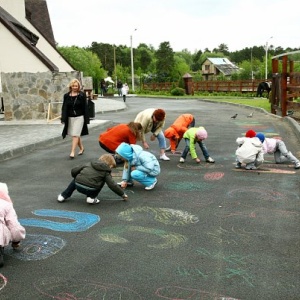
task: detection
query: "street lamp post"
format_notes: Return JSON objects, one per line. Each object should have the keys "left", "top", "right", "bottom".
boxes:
{"left": 130, "top": 29, "right": 137, "bottom": 92}
{"left": 265, "top": 36, "right": 273, "bottom": 80}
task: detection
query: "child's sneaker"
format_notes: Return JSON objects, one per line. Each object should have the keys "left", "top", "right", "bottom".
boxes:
{"left": 57, "top": 194, "right": 65, "bottom": 202}
{"left": 295, "top": 162, "right": 300, "bottom": 169}
{"left": 145, "top": 179, "right": 157, "bottom": 190}
{"left": 86, "top": 197, "right": 100, "bottom": 204}
{"left": 12, "top": 241, "right": 20, "bottom": 249}
{"left": 245, "top": 164, "right": 257, "bottom": 170}
{"left": 179, "top": 157, "right": 185, "bottom": 163}
{"left": 235, "top": 162, "right": 242, "bottom": 169}
{"left": 206, "top": 157, "right": 215, "bottom": 163}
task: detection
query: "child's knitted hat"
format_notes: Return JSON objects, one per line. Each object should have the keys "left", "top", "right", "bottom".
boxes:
{"left": 196, "top": 127, "right": 208, "bottom": 140}
{"left": 256, "top": 132, "right": 265, "bottom": 143}
{"left": 245, "top": 129, "right": 256, "bottom": 138}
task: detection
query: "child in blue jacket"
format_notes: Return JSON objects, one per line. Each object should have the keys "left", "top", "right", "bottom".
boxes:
{"left": 116, "top": 142, "right": 160, "bottom": 190}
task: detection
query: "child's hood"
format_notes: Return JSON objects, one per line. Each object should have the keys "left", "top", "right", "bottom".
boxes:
{"left": 0, "top": 182, "right": 12, "bottom": 203}
{"left": 116, "top": 142, "right": 134, "bottom": 161}
{"left": 164, "top": 127, "right": 178, "bottom": 139}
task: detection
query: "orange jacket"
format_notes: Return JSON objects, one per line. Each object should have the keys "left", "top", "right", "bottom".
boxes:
{"left": 99, "top": 124, "right": 138, "bottom": 152}
{"left": 164, "top": 114, "right": 194, "bottom": 151}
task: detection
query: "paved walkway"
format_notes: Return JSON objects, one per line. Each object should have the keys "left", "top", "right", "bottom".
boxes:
{"left": 0, "top": 97, "right": 126, "bottom": 161}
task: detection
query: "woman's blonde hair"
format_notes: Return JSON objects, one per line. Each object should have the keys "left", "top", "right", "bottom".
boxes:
{"left": 99, "top": 154, "right": 116, "bottom": 168}
{"left": 127, "top": 122, "right": 142, "bottom": 140}
{"left": 68, "top": 79, "right": 81, "bottom": 91}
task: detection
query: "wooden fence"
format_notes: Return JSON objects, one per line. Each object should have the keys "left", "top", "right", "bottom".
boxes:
{"left": 142, "top": 80, "right": 264, "bottom": 93}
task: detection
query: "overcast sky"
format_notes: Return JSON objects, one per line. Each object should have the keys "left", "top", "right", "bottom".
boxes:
{"left": 47, "top": 0, "right": 299, "bottom": 53}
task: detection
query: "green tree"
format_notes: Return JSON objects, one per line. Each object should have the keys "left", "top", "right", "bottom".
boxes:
{"left": 155, "top": 41, "right": 175, "bottom": 81}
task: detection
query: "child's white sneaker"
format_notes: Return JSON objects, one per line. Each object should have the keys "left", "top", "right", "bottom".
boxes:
{"left": 206, "top": 157, "right": 215, "bottom": 163}
{"left": 295, "top": 162, "right": 300, "bottom": 169}
{"left": 179, "top": 157, "right": 185, "bottom": 163}
{"left": 57, "top": 194, "right": 65, "bottom": 202}
{"left": 86, "top": 197, "right": 100, "bottom": 204}
{"left": 145, "top": 179, "right": 157, "bottom": 190}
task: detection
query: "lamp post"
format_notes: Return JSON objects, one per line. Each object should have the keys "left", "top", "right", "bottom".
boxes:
{"left": 130, "top": 28, "right": 137, "bottom": 92}
{"left": 265, "top": 36, "right": 273, "bottom": 80}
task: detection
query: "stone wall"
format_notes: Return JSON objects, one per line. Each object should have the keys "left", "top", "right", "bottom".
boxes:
{"left": 0, "top": 71, "right": 81, "bottom": 120}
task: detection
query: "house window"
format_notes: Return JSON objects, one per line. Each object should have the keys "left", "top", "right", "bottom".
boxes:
{"left": 205, "top": 65, "right": 210, "bottom": 71}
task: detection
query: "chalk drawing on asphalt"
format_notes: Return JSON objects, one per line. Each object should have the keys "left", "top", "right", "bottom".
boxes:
{"left": 177, "top": 163, "right": 223, "bottom": 170}
{"left": 166, "top": 181, "right": 211, "bottom": 191}
{"left": 19, "top": 209, "right": 100, "bottom": 232}
{"left": 99, "top": 225, "right": 187, "bottom": 249}
{"left": 118, "top": 207, "right": 199, "bottom": 225}
{"left": 203, "top": 171, "right": 224, "bottom": 181}
{"left": 234, "top": 167, "right": 296, "bottom": 174}
{"left": 34, "top": 278, "right": 143, "bottom": 299}
{"left": 0, "top": 274, "right": 8, "bottom": 291}
{"left": 5, "top": 234, "right": 66, "bottom": 261}
{"left": 155, "top": 286, "right": 240, "bottom": 299}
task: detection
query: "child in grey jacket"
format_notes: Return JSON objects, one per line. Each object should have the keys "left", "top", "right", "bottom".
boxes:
{"left": 57, "top": 154, "right": 128, "bottom": 204}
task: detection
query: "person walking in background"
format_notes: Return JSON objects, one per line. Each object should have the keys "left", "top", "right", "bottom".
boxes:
{"left": 235, "top": 132, "right": 265, "bottom": 170}
{"left": 164, "top": 113, "right": 195, "bottom": 153}
{"left": 179, "top": 127, "right": 215, "bottom": 164}
{"left": 117, "top": 80, "right": 123, "bottom": 96}
{"left": 61, "top": 79, "right": 89, "bottom": 159}
{"left": 115, "top": 142, "right": 160, "bottom": 191}
{"left": 57, "top": 154, "right": 128, "bottom": 204}
{"left": 98, "top": 122, "right": 142, "bottom": 163}
{"left": 134, "top": 108, "right": 170, "bottom": 161}
{"left": 262, "top": 136, "right": 300, "bottom": 169}
{"left": 0, "top": 182, "right": 26, "bottom": 268}
{"left": 121, "top": 83, "right": 129, "bottom": 102}
{"left": 100, "top": 79, "right": 107, "bottom": 96}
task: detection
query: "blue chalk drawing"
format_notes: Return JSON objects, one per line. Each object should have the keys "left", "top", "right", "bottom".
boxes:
{"left": 20, "top": 209, "right": 100, "bottom": 232}
{"left": 5, "top": 234, "right": 66, "bottom": 261}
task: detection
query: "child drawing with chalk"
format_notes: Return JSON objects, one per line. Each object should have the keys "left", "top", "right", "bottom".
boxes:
{"left": 57, "top": 154, "right": 128, "bottom": 204}
{"left": 0, "top": 182, "right": 26, "bottom": 268}
{"left": 179, "top": 127, "right": 215, "bottom": 163}
{"left": 235, "top": 132, "right": 265, "bottom": 170}
{"left": 115, "top": 142, "right": 160, "bottom": 191}
{"left": 164, "top": 113, "right": 195, "bottom": 154}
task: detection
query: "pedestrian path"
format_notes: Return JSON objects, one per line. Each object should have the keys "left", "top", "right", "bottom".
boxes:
{"left": 0, "top": 97, "right": 126, "bottom": 161}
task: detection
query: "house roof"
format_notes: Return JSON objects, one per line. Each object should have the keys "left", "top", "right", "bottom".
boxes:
{"left": 206, "top": 57, "right": 239, "bottom": 76}
{"left": 25, "top": 0, "right": 56, "bottom": 47}
{"left": 0, "top": 5, "right": 59, "bottom": 71}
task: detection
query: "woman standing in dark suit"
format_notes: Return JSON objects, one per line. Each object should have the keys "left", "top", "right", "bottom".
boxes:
{"left": 61, "top": 79, "right": 89, "bottom": 159}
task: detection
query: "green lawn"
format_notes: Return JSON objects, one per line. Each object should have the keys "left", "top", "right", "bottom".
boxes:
{"left": 138, "top": 94, "right": 271, "bottom": 112}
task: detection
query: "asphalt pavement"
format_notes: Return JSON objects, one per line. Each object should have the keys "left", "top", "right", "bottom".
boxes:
{"left": 0, "top": 96, "right": 299, "bottom": 300}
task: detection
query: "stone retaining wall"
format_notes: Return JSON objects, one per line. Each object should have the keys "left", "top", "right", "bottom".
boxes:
{"left": 0, "top": 71, "right": 81, "bottom": 120}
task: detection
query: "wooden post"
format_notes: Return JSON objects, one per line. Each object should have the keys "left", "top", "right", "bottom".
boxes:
{"left": 281, "top": 55, "right": 288, "bottom": 117}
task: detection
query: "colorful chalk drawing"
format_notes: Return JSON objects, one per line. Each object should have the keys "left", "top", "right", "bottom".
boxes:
{"left": 118, "top": 207, "right": 199, "bottom": 225}
{"left": 206, "top": 226, "right": 255, "bottom": 246}
{"left": 177, "top": 163, "right": 223, "bottom": 170}
{"left": 5, "top": 234, "right": 66, "bottom": 261}
{"left": 155, "top": 286, "right": 240, "bottom": 299}
{"left": 227, "top": 187, "right": 297, "bottom": 202}
{"left": 176, "top": 247, "right": 254, "bottom": 287}
{"left": 99, "top": 225, "right": 187, "bottom": 249}
{"left": 34, "top": 278, "right": 143, "bottom": 299}
{"left": 166, "top": 181, "right": 211, "bottom": 191}
{"left": 234, "top": 167, "right": 296, "bottom": 174}
{"left": 204, "top": 171, "right": 224, "bottom": 181}
{"left": 0, "top": 274, "right": 8, "bottom": 291}
{"left": 19, "top": 209, "right": 100, "bottom": 232}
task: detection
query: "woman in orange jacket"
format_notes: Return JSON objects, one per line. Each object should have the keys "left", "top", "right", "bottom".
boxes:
{"left": 164, "top": 114, "right": 195, "bottom": 153}
{"left": 99, "top": 122, "right": 142, "bottom": 154}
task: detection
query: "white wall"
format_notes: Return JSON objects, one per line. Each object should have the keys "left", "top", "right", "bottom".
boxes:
{"left": 0, "top": 24, "right": 50, "bottom": 72}
{"left": 0, "top": 0, "right": 74, "bottom": 72}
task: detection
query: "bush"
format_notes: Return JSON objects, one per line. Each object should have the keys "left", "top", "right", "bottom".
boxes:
{"left": 170, "top": 87, "right": 185, "bottom": 96}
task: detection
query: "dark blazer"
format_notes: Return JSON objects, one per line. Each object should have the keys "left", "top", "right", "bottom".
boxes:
{"left": 61, "top": 91, "right": 89, "bottom": 139}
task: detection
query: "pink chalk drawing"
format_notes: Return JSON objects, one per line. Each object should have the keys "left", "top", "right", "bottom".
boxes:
{"left": 204, "top": 172, "right": 224, "bottom": 181}
{"left": 0, "top": 274, "right": 8, "bottom": 291}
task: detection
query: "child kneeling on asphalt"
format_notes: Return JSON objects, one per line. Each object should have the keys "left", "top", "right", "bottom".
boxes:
{"left": 0, "top": 182, "right": 26, "bottom": 268}
{"left": 116, "top": 142, "right": 160, "bottom": 190}
{"left": 179, "top": 127, "right": 215, "bottom": 164}
{"left": 57, "top": 154, "right": 128, "bottom": 204}
{"left": 235, "top": 132, "right": 265, "bottom": 170}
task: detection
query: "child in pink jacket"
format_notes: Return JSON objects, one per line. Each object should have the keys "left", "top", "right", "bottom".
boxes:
{"left": 0, "top": 182, "right": 26, "bottom": 267}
